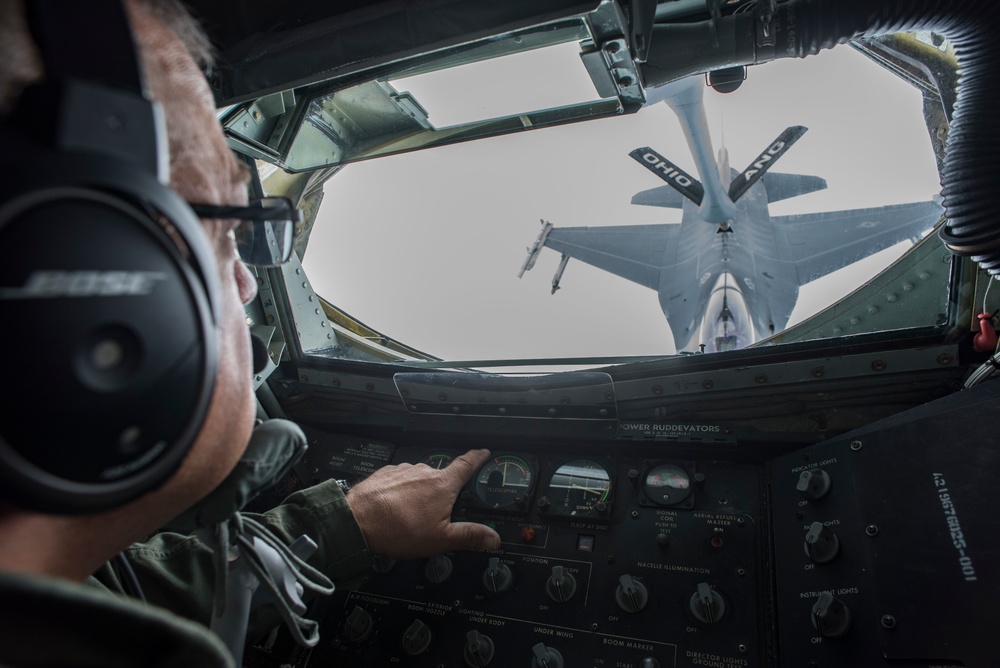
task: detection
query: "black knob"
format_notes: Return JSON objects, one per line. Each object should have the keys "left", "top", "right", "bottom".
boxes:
{"left": 425, "top": 555, "right": 453, "bottom": 583}
{"left": 615, "top": 574, "right": 649, "bottom": 613}
{"left": 483, "top": 557, "right": 513, "bottom": 593}
{"left": 402, "top": 619, "right": 432, "bottom": 656}
{"left": 545, "top": 566, "right": 577, "bottom": 603}
{"left": 811, "top": 591, "right": 851, "bottom": 638}
{"left": 804, "top": 522, "right": 840, "bottom": 563}
{"left": 689, "top": 582, "right": 726, "bottom": 624}
{"left": 639, "top": 658, "right": 661, "bottom": 668}
{"left": 464, "top": 630, "right": 495, "bottom": 667}
{"left": 343, "top": 605, "right": 372, "bottom": 643}
{"left": 797, "top": 469, "right": 832, "bottom": 500}
{"left": 531, "top": 642, "right": 564, "bottom": 668}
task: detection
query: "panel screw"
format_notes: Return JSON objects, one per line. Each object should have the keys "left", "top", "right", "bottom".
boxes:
{"left": 630, "top": 510, "right": 640, "bottom": 519}
{"left": 937, "top": 354, "right": 952, "bottom": 365}
{"left": 866, "top": 524, "right": 879, "bottom": 536}
{"left": 811, "top": 366, "right": 824, "bottom": 378}
{"left": 738, "top": 644, "right": 748, "bottom": 653}
{"left": 652, "top": 385, "right": 663, "bottom": 395}
{"left": 871, "top": 360, "right": 886, "bottom": 371}
{"left": 881, "top": 615, "right": 896, "bottom": 629}
{"left": 755, "top": 374, "right": 768, "bottom": 384}
{"left": 703, "top": 379, "right": 714, "bottom": 389}
{"left": 850, "top": 440, "right": 863, "bottom": 451}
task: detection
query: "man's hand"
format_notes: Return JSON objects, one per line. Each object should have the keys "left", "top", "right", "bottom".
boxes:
{"left": 345, "top": 449, "right": 502, "bottom": 559}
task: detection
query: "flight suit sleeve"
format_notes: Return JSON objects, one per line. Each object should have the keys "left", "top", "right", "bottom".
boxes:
{"left": 89, "top": 478, "right": 371, "bottom": 642}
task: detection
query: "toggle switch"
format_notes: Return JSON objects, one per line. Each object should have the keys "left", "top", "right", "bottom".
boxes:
{"left": 343, "top": 605, "right": 373, "bottom": 643}
{"left": 804, "top": 522, "right": 840, "bottom": 563}
{"left": 483, "top": 557, "right": 513, "bottom": 593}
{"left": 797, "top": 469, "right": 832, "bottom": 500}
{"left": 615, "top": 574, "right": 649, "bottom": 613}
{"left": 689, "top": 582, "right": 726, "bottom": 624}
{"left": 402, "top": 619, "right": 432, "bottom": 656}
{"left": 425, "top": 555, "right": 453, "bottom": 584}
{"left": 545, "top": 565, "right": 577, "bottom": 603}
{"left": 531, "top": 642, "right": 564, "bottom": 668}
{"left": 811, "top": 591, "right": 851, "bottom": 638}
{"left": 464, "top": 630, "right": 495, "bottom": 667}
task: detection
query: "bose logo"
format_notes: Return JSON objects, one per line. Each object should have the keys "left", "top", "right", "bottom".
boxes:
{"left": 0, "top": 271, "right": 167, "bottom": 299}
{"left": 642, "top": 153, "right": 694, "bottom": 187}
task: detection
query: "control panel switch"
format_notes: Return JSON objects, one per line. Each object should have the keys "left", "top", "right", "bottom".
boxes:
{"left": 615, "top": 574, "right": 649, "bottom": 613}
{"left": 482, "top": 557, "right": 513, "bottom": 593}
{"left": 343, "top": 605, "right": 373, "bottom": 643}
{"left": 796, "top": 469, "right": 832, "bottom": 500}
{"left": 811, "top": 591, "right": 851, "bottom": 638}
{"left": 531, "top": 642, "right": 564, "bottom": 668}
{"left": 424, "top": 555, "right": 453, "bottom": 584}
{"left": 464, "top": 630, "right": 495, "bottom": 667}
{"left": 545, "top": 565, "right": 577, "bottom": 603}
{"left": 689, "top": 582, "right": 726, "bottom": 624}
{"left": 803, "top": 522, "right": 840, "bottom": 563}
{"left": 402, "top": 619, "right": 432, "bottom": 656}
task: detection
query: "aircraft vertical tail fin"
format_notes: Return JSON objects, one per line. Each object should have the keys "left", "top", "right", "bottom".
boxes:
{"left": 727, "top": 126, "right": 808, "bottom": 202}
{"left": 628, "top": 147, "right": 705, "bottom": 205}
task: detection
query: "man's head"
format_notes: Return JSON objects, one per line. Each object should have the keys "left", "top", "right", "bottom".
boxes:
{"left": 0, "top": 0, "right": 258, "bottom": 575}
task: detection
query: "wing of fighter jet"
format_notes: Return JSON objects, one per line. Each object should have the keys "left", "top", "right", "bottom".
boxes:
{"left": 541, "top": 224, "right": 682, "bottom": 290}
{"left": 779, "top": 200, "right": 944, "bottom": 282}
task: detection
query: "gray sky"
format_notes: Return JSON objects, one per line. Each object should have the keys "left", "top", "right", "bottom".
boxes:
{"left": 303, "top": 43, "right": 941, "bottom": 362}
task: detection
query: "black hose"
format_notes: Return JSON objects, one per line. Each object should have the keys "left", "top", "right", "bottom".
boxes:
{"left": 641, "top": 0, "right": 1000, "bottom": 274}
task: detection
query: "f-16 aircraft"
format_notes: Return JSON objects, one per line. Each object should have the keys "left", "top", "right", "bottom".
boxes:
{"left": 6, "top": 1, "right": 1000, "bottom": 667}
{"left": 519, "top": 75, "right": 944, "bottom": 352}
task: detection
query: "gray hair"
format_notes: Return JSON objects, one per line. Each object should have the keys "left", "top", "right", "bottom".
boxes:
{"left": 0, "top": 0, "right": 215, "bottom": 115}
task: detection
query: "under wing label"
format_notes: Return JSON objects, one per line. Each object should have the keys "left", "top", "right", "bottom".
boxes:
{"left": 629, "top": 147, "right": 704, "bottom": 205}
{"left": 728, "top": 126, "right": 808, "bottom": 202}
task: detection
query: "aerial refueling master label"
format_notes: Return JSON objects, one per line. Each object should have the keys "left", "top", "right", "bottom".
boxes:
{"left": 616, "top": 421, "right": 733, "bottom": 442}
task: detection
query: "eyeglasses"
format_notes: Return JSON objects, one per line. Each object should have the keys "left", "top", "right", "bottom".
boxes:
{"left": 190, "top": 196, "right": 302, "bottom": 267}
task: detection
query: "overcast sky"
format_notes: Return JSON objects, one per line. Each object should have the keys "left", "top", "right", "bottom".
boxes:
{"left": 303, "top": 43, "right": 941, "bottom": 362}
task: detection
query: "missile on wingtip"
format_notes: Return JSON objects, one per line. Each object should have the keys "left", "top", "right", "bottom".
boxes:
{"left": 518, "top": 219, "right": 554, "bottom": 278}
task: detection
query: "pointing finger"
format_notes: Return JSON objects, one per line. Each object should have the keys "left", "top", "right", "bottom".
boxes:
{"left": 443, "top": 448, "right": 491, "bottom": 486}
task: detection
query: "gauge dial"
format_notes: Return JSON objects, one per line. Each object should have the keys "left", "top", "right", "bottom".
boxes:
{"left": 420, "top": 452, "right": 454, "bottom": 470}
{"left": 548, "top": 459, "right": 612, "bottom": 516}
{"left": 643, "top": 463, "right": 693, "bottom": 506}
{"left": 475, "top": 454, "right": 534, "bottom": 508}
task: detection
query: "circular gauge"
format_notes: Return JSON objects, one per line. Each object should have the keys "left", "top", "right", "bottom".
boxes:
{"left": 420, "top": 452, "right": 454, "bottom": 470}
{"left": 643, "top": 463, "right": 693, "bottom": 506}
{"left": 475, "top": 454, "right": 534, "bottom": 508}
{"left": 548, "top": 459, "right": 612, "bottom": 516}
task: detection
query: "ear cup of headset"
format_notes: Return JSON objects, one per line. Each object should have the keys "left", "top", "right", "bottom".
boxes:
{"left": 0, "top": 135, "right": 220, "bottom": 515}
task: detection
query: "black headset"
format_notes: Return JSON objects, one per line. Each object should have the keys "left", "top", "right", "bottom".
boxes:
{"left": 0, "top": 1, "right": 221, "bottom": 514}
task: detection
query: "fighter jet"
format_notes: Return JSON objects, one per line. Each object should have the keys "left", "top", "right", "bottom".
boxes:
{"left": 520, "top": 76, "right": 944, "bottom": 353}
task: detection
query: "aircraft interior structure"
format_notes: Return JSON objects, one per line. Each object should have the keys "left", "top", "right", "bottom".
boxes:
{"left": 179, "top": 1, "right": 996, "bottom": 666}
